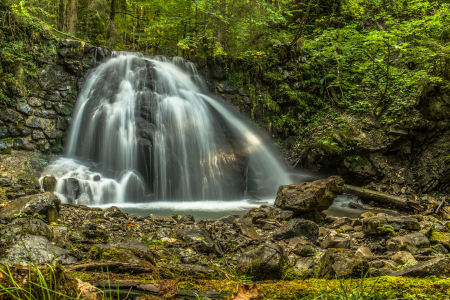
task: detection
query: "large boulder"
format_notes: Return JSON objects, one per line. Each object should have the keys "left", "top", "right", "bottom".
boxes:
{"left": 0, "top": 192, "right": 60, "bottom": 222}
{"left": 389, "top": 257, "right": 450, "bottom": 277}
{"left": 1, "top": 234, "right": 78, "bottom": 266}
{"left": 237, "top": 243, "right": 287, "bottom": 280}
{"left": 318, "top": 249, "right": 369, "bottom": 279}
{"left": 274, "top": 176, "right": 345, "bottom": 215}
{"left": 362, "top": 215, "right": 420, "bottom": 235}
{"left": 321, "top": 232, "right": 352, "bottom": 249}
{"left": 272, "top": 218, "right": 319, "bottom": 242}
{"left": 0, "top": 140, "right": 12, "bottom": 155}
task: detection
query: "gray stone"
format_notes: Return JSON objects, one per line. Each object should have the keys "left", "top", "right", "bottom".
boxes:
{"left": 233, "top": 218, "right": 260, "bottom": 241}
{"left": 362, "top": 216, "right": 420, "bottom": 235}
{"left": 321, "top": 232, "right": 352, "bottom": 249}
{"left": 237, "top": 243, "right": 287, "bottom": 280}
{"left": 36, "top": 140, "right": 50, "bottom": 152}
{"left": 389, "top": 257, "right": 450, "bottom": 277}
{"left": 44, "top": 101, "right": 53, "bottom": 109}
{"left": 28, "top": 97, "right": 44, "bottom": 107}
{"left": 318, "top": 249, "right": 369, "bottom": 279}
{"left": 0, "top": 109, "right": 23, "bottom": 123}
{"left": 8, "top": 124, "right": 21, "bottom": 137}
{"left": 45, "top": 91, "right": 61, "bottom": 101}
{"left": 104, "top": 206, "right": 127, "bottom": 219}
{"left": 0, "top": 140, "right": 12, "bottom": 154}
{"left": 53, "top": 103, "right": 72, "bottom": 115}
{"left": 392, "top": 251, "right": 417, "bottom": 266}
{"left": 216, "top": 81, "right": 238, "bottom": 94}
{"left": 294, "top": 257, "right": 315, "bottom": 277}
{"left": 0, "top": 192, "right": 60, "bottom": 222}
{"left": 34, "top": 109, "right": 57, "bottom": 119}
{"left": 272, "top": 218, "right": 319, "bottom": 242}
{"left": 13, "top": 138, "right": 35, "bottom": 151}
{"left": 274, "top": 176, "right": 345, "bottom": 215}
{"left": 16, "top": 102, "right": 33, "bottom": 115}
{"left": 25, "top": 117, "right": 50, "bottom": 129}
{"left": 38, "top": 65, "right": 76, "bottom": 91}
{"left": 42, "top": 176, "right": 57, "bottom": 192}
{"left": 1, "top": 234, "right": 77, "bottom": 266}
{"left": 176, "top": 227, "right": 219, "bottom": 254}
{"left": 32, "top": 130, "right": 45, "bottom": 140}
{"left": 386, "top": 232, "right": 430, "bottom": 254}
{"left": 0, "top": 127, "right": 9, "bottom": 139}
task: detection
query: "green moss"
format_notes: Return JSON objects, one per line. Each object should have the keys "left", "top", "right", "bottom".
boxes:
{"left": 101, "top": 249, "right": 125, "bottom": 261}
{"left": 430, "top": 230, "right": 450, "bottom": 243}
{"left": 16, "top": 172, "right": 40, "bottom": 189}
{"left": 0, "top": 147, "right": 11, "bottom": 155}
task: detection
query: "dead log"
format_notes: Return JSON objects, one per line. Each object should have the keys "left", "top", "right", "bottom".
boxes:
{"left": 344, "top": 185, "right": 423, "bottom": 211}
{"left": 65, "top": 261, "right": 150, "bottom": 274}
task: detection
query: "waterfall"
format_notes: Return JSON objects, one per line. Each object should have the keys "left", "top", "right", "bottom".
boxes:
{"left": 43, "top": 53, "right": 291, "bottom": 205}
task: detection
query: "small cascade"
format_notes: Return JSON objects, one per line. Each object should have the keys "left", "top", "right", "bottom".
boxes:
{"left": 42, "top": 53, "right": 292, "bottom": 206}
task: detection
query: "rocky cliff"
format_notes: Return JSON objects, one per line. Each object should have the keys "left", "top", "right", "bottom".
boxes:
{"left": 195, "top": 58, "right": 450, "bottom": 196}
{"left": 0, "top": 27, "right": 110, "bottom": 154}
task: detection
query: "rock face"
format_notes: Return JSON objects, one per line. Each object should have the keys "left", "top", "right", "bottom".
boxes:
{"left": 274, "top": 176, "right": 345, "bottom": 216}
{"left": 272, "top": 218, "right": 319, "bottom": 242}
{"left": 0, "top": 192, "right": 60, "bottom": 222}
{"left": 389, "top": 257, "right": 450, "bottom": 277}
{"left": 0, "top": 33, "right": 109, "bottom": 155}
{"left": 362, "top": 215, "right": 420, "bottom": 235}
{"left": 237, "top": 243, "right": 287, "bottom": 280}
{"left": 42, "top": 176, "right": 57, "bottom": 192}
{"left": 318, "top": 249, "right": 369, "bottom": 279}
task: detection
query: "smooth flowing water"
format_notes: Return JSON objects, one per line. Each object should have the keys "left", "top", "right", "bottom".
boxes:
{"left": 42, "top": 53, "right": 292, "bottom": 212}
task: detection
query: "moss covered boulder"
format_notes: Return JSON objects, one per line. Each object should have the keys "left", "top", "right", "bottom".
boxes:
{"left": 237, "top": 243, "right": 287, "bottom": 280}
{"left": 362, "top": 215, "right": 420, "bottom": 235}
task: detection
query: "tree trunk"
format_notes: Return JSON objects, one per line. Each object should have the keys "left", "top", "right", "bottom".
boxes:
{"left": 132, "top": 4, "right": 136, "bottom": 51}
{"left": 344, "top": 185, "right": 423, "bottom": 211}
{"left": 57, "top": 0, "right": 66, "bottom": 31}
{"left": 110, "top": 0, "right": 117, "bottom": 23}
{"left": 67, "top": 0, "right": 78, "bottom": 34}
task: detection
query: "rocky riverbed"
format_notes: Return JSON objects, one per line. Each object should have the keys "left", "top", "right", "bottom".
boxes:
{"left": 0, "top": 154, "right": 449, "bottom": 299}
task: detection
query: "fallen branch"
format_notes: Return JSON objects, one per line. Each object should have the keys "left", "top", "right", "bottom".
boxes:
{"left": 65, "top": 261, "right": 150, "bottom": 274}
{"left": 365, "top": 256, "right": 438, "bottom": 261}
{"left": 344, "top": 185, "right": 423, "bottom": 211}
{"left": 436, "top": 198, "right": 447, "bottom": 214}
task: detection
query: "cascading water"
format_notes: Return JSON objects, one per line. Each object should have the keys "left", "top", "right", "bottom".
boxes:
{"left": 43, "top": 52, "right": 292, "bottom": 211}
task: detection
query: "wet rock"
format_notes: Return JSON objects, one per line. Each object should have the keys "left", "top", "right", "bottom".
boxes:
{"left": 13, "top": 138, "right": 35, "bottom": 151}
{"left": 218, "top": 215, "right": 241, "bottom": 224}
{"left": 104, "top": 206, "right": 127, "bottom": 219}
{"left": 317, "top": 249, "right": 369, "bottom": 279}
{"left": 369, "top": 260, "right": 398, "bottom": 276}
{"left": 16, "top": 102, "right": 33, "bottom": 115}
{"left": 392, "top": 251, "right": 417, "bottom": 266}
{"left": 386, "top": 232, "right": 430, "bottom": 254}
{"left": 0, "top": 192, "right": 60, "bottom": 222}
{"left": 272, "top": 218, "right": 319, "bottom": 243}
{"left": 8, "top": 124, "right": 22, "bottom": 137}
{"left": 389, "top": 257, "right": 450, "bottom": 277}
{"left": 321, "top": 232, "right": 352, "bottom": 249}
{"left": 1, "top": 234, "right": 77, "bottom": 265}
{"left": 0, "top": 140, "right": 12, "bottom": 155}
{"left": 362, "top": 215, "right": 420, "bottom": 235}
{"left": 0, "top": 218, "right": 52, "bottom": 238}
{"left": 42, "top": 176, "right": 57, "bottom": 192}
{"left": 237, "top": 243, "right": 287, "bottom": 280}
{"left": 274, "top": 176, "right": 345, "bottom": 216}
{"left": 176, "top": 227, "right": 219, "bottom": 254}
{"left": 216, "top": 81, "right": 238, "bottom": 94}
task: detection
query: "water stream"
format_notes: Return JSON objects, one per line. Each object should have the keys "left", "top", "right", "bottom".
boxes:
{"left": 42, "top": 53, "right": 293, "bottom": 214}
